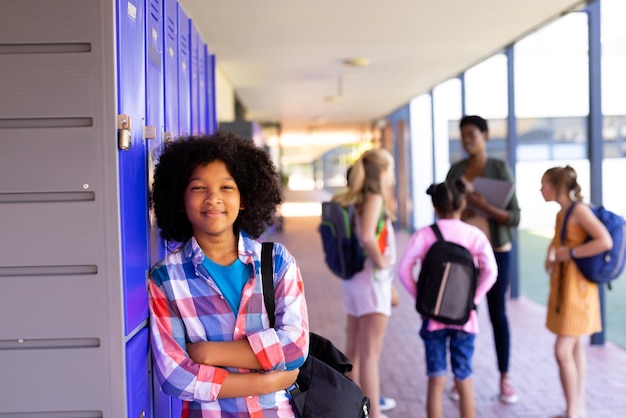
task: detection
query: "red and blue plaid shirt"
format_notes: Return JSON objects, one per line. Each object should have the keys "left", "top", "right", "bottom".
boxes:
{"left": 149, "top": 232, "right": 309, "bottom": 417}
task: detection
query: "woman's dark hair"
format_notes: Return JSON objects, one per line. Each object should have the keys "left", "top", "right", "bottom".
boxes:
{"left": 426, "top": 180, "right": 467, "bottom": 215}
{"left": 151, "top": 130, "right": 282, "bottom": 242}
{"left": 460, "top": 115, "right": 488, "bottom": 133}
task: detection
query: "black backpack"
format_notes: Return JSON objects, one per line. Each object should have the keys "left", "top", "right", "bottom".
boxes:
{"left": 261, "top": 242, "right": 370, "bottom": 418}
{"left": 415, "top": 223, "right": 478, "bottom": 325}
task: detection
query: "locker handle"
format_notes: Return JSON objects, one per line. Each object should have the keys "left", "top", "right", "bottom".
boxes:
{"left": 118, "top": 114, "right": 132, "bottom": 150}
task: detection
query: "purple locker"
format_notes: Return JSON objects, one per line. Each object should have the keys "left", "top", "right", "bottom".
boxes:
{"left": 206, "top": 53, "right": 217, "bottom": 134}
{"left": 177, "top": 4, "right": 191, "bottom": 135}
{"left": 146, "top": 0, "right": 166, "bottom": 265}
{"left": 163, "top": 0, "right": 179, "bottom": 137}
{"left": 116, "top": 0, "right": 149, "bottom": 336}
{"left": 190, "top": 24, "right": 200, "bottom": 134}
{"left": 126, "top": 328, "right": 151, "bottom": 418}
{"left": 197, "top": 42, "right": 208, "bottom": 134}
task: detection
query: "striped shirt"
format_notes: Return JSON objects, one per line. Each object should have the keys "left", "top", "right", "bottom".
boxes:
{"left": 149, "top": 232, "right": 309, "bottom": 417}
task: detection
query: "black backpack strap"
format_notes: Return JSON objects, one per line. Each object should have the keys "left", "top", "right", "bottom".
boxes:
{"left": 430, "top": 223, "right": 444, "bottom": 242}
{"left": 261, "top": 242, "right": 276, "bottom": 328}
{"left": 560, "top": 202, "right": 578, "bottom": 246}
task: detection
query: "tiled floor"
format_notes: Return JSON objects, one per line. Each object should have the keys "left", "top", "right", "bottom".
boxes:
{"left": 271, "top": 189, "right": 626, "bottom": 418}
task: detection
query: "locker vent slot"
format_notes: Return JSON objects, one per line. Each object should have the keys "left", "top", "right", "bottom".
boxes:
{"left": 0, "top": 411, "right": 102, "bottom": 418}
{"left": 0, "top": 338, "right": 101, "bottom": 350}
{"left": 0, "top": 43, "right": 92, "bottom": 54}
{"left": 0, "top": 191, "right": 95, "bottom": 203}
{"left": 0, "top": 265, "right": 98, "bottom": 277}
{"left": 0, "top": 117, "right": 93, "bottom": 129}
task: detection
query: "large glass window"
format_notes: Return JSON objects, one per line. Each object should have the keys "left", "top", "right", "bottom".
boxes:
{"left": 433, "top": 78, "right": 461, "bottom": 180}
{"left": 410, "top": 94, "right": 434, "bottom": 229}
{"left": 601, "top": 0, "right": 626, "bottom": 349}
{"left": 462, "top": 53, "right": 509, "bottom": 162}
{"left": 464, "top": 53, "right": 508, "bottom": 119}
{"left": 514, "top": 11, "right": 591, "bottom": 316}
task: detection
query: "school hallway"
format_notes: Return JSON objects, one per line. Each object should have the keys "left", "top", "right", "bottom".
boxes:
{"left": 269, "top": 189, "right": 626, "bottom": 418}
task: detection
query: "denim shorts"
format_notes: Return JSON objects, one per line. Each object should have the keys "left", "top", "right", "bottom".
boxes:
{"left": 419, "top": 322, "right": 475, "bottom": 381}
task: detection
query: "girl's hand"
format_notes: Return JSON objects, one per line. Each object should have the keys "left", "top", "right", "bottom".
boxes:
{"left": 553, "top": 247, "right": 571, "bottom": 263}
{"left": 270, "top": 369, "right": 299, "bottom": 391}
{"left": 466, "top": 191, "right": 487, "bottom": 209}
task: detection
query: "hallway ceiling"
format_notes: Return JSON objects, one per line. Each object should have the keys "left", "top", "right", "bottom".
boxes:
{"left": 179, "top": 0, "right": 585, "bottom": 138}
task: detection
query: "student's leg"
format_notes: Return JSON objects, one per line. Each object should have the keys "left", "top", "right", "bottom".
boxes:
{"left": 427, "top": 376, "right": 446, "bottom": 418}
{"left": 420, "top": 324, "right": 447, "bottom": 418}
{"left": 554, "top": 335, "right": 581, "bottom": 417}
{"left": 455, "top": 377, "right": 475, "bottom": 418}
{"left": 450, "top": 330, "right": 476, "bottom": 418}
{"left": 359, "top": 313, "right": 389, "bottom": 418}
{"left": 573, "top": 336, "right": 587, "bottom": 417}
{"left": 345, "top": 314, "right": 360, "bottom": 384}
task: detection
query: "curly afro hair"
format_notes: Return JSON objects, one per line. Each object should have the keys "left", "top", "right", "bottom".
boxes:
{"left": 151, "top": 130, "right": 282, "bottom": 243}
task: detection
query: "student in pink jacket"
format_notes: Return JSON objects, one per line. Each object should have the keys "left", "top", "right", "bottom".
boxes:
{"left": 397, "top": 180, "right": 497, "bottom": 418}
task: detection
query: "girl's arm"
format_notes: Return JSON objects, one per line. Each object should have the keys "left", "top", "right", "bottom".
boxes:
{"left": 149, "top": 276, "right": 228, "bottom": 403}
{"left": 360, "top": 193, "right": 389, "bottom": 269}
{"left": 472, "top": 231, "right": 498, "bottom": 303}
{"left": 397, "top": 231, "right": 425, "bottom": 299}
{"left": 217, "top": 369, "right": 299, "bottom": 399}
{"left": 187, "top": 339, "right": 262, "bottom": 370}
{"left": 553, "top": 204, "right": 612, "bottom": 262}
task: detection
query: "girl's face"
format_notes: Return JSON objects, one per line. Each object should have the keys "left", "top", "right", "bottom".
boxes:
{"left": 184, "top": 159, "right": 243, "bottom": 240}
{"left": 460, "top": 124, "right": 488, "bottom": 156}
{"left": 540, "top": 175, "right": 556, "bottom": 202}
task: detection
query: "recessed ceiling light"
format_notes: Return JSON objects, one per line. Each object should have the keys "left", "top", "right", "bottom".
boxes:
{"left": 343, "top": 57, "right": 370, "bottom": 67}
{"left": 325, "top": 95, "right": 341, "bottom": 103}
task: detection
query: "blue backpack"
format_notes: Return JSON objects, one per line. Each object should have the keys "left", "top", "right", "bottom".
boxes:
{"left": 561, "top": 202, "right": 626, "bottom": 288}
{"left": 319, "top": 201, "right": 366, "bottom": 279}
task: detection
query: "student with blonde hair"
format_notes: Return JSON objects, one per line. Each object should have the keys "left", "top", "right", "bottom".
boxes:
{"left": 333, "top": 148, "right": 397, "bottom": 418}
{"left": 541, "top": 165, "right": 612, "bottom": 418}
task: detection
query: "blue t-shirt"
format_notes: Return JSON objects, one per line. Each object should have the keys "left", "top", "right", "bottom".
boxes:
{"left": 201, "top": 256, "right": 251, "bottom": 314}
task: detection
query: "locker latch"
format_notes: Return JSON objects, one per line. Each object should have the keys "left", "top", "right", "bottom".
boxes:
{"left": 117, "top": 114, "right": 132, "bottom": 150}
{"left": 143, "top": 125, "right": 156, "bottom": 140}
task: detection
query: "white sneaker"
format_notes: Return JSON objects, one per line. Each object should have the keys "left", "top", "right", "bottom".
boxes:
{"left": 449, "top": 386, "right": 460, "bottom": 402}
{"left": 379, "top": 396, "right": 396, "bottom": 411}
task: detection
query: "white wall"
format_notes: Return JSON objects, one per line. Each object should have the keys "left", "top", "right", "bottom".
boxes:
{"left": 215, "top": 63, "right": 235, "bottom": 122}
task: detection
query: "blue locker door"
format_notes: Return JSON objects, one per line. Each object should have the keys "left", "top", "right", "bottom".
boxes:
{"left": 146, "top": 1, "right": 171, "bottom": 417}
{"left": 197, "top": 42, "right": 207, "bottom": 134}
{"left": 117, "top": 0, "right": 149, "bottom": 337}
{"left": 190, "top": 24, "right": 200, "bottom": 134}
{"left": 207, "top": 53, "right": 217, "bottom": 134}
{"left": 146, "top": 0, "right": 166, "bottom": 265}
{"left": 163, "top": 0, "right": 179, "bottom": 136}
{"left": 126, "top": 328, "right": 151, "bottom": 418}
{"left": 117, "top": 0, "right": 151, "bottom": 417}
{"left": 177, "top": 5, "right": 191, "bottom": 135}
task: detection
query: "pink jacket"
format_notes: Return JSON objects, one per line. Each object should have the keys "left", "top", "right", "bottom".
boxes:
{"left": 397, "top": 219, "right": 497, "bottom": 334}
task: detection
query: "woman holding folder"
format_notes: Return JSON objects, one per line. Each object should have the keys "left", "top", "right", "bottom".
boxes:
{"left": 446, "top": 115, "right": 521, "bottom": 405}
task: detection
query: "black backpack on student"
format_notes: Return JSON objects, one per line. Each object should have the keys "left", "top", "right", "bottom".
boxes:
{"left": 261, "top": 242, "right": 370, "bottom": 418}
{"left": 415, "top": 223, "right": 478, "bottom": 325}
